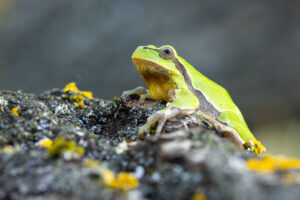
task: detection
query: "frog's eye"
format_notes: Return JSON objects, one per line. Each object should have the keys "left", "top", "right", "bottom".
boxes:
{"left": 159, "top": 47, "right": 175, "bottom": 60}
{"left": 163, "top": 49, "right": 171, "bottom": 54}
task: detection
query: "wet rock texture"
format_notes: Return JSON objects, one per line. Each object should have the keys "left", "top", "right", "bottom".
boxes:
{"left": 0, "top": 89, "right": 299, "bottom": 200}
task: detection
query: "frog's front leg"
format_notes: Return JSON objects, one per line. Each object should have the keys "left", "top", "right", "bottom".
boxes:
{"left": 138, "top": 89, "right": 199, "bottom": 137}
{"left": 121, "top": 86, "right": 150, "bottom": 100}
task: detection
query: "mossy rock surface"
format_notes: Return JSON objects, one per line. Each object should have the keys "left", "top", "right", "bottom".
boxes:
{"left": 0, "top": 89, "right": 299, "bottom": 200}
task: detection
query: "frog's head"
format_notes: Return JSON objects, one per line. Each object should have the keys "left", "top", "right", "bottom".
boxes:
{"left": 132, "top": 45, "right": 186, "bottom": 101}
{"left": 132, "top": 45, "right": 180, "bottom": 75}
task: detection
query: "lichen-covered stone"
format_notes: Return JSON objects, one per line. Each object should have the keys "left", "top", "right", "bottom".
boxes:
{"left": 0, "top": 89, "right": 299, "bottom": 200}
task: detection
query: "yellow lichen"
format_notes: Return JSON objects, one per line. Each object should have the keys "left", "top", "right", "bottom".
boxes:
{"left": 102, "top": 170, "right": 116, "bottom": 185}
{"left": 64, "top": 82, "right": 93, "bottom": 99}
{"left": 282, "top": 172, "right": 300, "bottom": 185}
{"left": 11, "top": 107, "right": 19, "bottom": 117}
{"left": 0, "top": 145, "right": 15, "bottom": 154}
{"left": 48, "top": 137, "right": 84, "bottom": 159}
{"left": 64, "top": 82, "right": 79, "bottom": 92}
{"left": 80, "top": 91, "right": 93, "bottom": 99}
{"left": 74, "top": 100, "right": 86, "bottom": 109}
{"left": 191, "top": 192, "right": 207, "bottom": 200}
{"left": 70, "top": 94, "right": 85, "bottom": 102}
{"left": 39, "top": 138, "right": 53, "bottom": 149}
{"left": 246, "top": 155, "right": 300, "bottom": 173}
{"left": 83, "top": 159, "right": 101, "bottom": 168}
{"left": 0, "top": 145, "right": 21, "bottom": 154}
{"left": 63, "top": 82, "right": 93, "bottom": 109}
{"left": 101, "top": 170, "right": 139, "bottom": 191}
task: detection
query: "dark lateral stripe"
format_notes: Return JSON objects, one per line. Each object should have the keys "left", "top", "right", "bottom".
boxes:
{"left": 172, "top": 58, "right": 220, "bottom": 119}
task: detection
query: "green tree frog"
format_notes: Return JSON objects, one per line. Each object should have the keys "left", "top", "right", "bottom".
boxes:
{"left": 123, "top": 45, "right": 266, "bottom": 155}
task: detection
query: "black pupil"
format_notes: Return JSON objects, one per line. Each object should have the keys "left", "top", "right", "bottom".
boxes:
{"left": 164, "top": 49, "right": 171, "bottom": 54}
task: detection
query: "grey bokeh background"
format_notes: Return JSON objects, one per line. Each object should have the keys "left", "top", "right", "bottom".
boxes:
{"left": 0, "top": 0, "right": 299, "bottom": 156}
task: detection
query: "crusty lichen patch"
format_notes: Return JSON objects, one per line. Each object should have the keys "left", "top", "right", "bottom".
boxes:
{"left": 11, "top": 107, "right": 19, "bottom": 117}
{"left": 1, "top": 89, "right": 300, "bottom": 200}
{"left": 83, "top": 159, "right": 101, "bottom": 168}
{"left": 246, "top": 155, "right": 300, "bottom": 173}
{"left": 191, "top": 191, "right": 207, "bottom": 200}
{"left": 282, "top": 172, "right": 300, "bottom": 185}
{"left": 39, "top": 138, "right": 53, "bottom": 149}
{"left": 63, "top": 82, "right": 93, "bottom": 108}
{"left": 101, "top": 170, "right": 139, "bottom": 191}
{"left": 48, "top": 137, "right": 84, "bottom": 159}
{"left": 0, "top": 145, "right": 15, "bottom": 154}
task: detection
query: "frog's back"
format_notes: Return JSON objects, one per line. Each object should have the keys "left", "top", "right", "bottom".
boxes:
{"left": 178, "top": 56, "right": 244, "bottom": 120}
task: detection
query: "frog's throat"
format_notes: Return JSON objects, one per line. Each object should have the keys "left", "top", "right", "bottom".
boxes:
{"left": 132, "top": 58, "right": 177, "bottom": 102}
{"left": 132, "top": 58, "right": 170, "bottom": 75}
{"left": 171, "top": 58, "right": 221, "bottom": 120}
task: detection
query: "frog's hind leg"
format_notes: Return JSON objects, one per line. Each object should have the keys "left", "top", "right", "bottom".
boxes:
{"left": 218, "top": 111, "right": 266, "bottom": 155}
{"left": 196, "top": 110, "right": 245, "bottom": 150}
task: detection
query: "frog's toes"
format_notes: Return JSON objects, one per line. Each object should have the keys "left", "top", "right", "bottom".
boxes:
{"left": 121, "top": 86, "right": 148, "bottom": 99}
{"left": 153, "top": 108, "right": 179, "bottom": 135}
{"left": 154, "top": 113, "right": 168, "bottom": 135}
{"left": 138, "top": 112, "right": 164, "bottom": 137}
{"left": 139, "top": 93, "right": 151, "bottom": 101}
{"left": 252, "top": 140, "right": 266, "bottom": 155}
{"left": 121, "top": 91, "right": 131, "bottom": 99}
{"left": 138, "top": 124, "right": 149, "bottom": 138}
{"left": 139, "top": 106, "right": 195, "bottom": 138}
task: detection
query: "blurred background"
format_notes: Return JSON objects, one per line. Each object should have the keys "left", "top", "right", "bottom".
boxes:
{"left": 0, "top": 0, "right": 299, "bottom": 156}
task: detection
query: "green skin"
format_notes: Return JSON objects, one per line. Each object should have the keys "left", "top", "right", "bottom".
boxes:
{"left": 125, "top": 45, "right": 265, "bottom": 155}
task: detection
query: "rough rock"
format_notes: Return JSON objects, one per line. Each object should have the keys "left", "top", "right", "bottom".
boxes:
{"left": 0, "top": 89, "right": 299, "bottom": 200}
